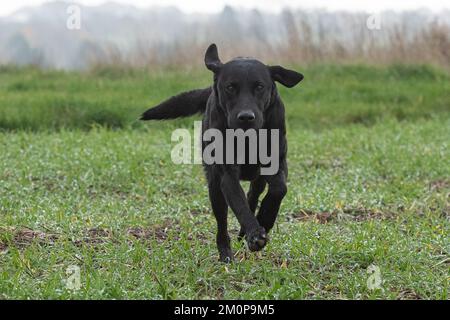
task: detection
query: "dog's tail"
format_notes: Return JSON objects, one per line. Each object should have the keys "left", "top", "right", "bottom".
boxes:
{"left": 140, "top": 87, "right": 212, "bottom": 120}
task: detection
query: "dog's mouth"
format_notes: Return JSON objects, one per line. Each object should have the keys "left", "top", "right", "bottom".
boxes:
{"left": 227, "top": 119, "right": 264, "bottom": 131}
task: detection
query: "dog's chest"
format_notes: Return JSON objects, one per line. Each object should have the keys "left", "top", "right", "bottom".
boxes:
{"left": 239, "top": 164, "right": 260, "bottom": 181}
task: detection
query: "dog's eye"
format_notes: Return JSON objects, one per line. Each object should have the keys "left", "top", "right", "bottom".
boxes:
{"left": 226, "top": 84, "right": 236, "bottom": 93}
{"left": 255, "top": 84, "right": 264, "bottom": 91}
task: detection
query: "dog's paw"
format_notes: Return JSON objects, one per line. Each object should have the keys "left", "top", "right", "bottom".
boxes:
{"left": 245, "top": 226, "right": 268, "bottom": 252}
{"left": 219, "top": 248, "right": 234, "bottom": 263}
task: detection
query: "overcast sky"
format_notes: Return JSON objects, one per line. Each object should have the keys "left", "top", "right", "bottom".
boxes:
{"left": 1, "top": 0, "right": 449, "bottom": 16}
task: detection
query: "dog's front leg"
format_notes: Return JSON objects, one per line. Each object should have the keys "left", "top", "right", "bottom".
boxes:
{"left": 208, "top": 176, "right": 233, "bottom": 263}
{"left": 220, "top": 169, "right": 267, "bottom": 252}
{"left": 256, "top": 170, "right": 287, "bottom": 233}
{"left": 237, "top": 176, "right": 267, "bottom": 240}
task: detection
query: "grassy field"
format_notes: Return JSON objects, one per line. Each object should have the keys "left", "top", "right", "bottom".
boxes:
{"left": 0, "top": 65, "right": 449, "bottom": 299}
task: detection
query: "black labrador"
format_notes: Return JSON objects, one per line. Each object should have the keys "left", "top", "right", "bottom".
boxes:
{"left": 141, "top": 44, "right": 303, "bottom": 262}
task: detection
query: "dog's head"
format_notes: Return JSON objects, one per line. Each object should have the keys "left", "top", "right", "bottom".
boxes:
{"left": 205, "top": 44, "right": 303, "bottom": 129}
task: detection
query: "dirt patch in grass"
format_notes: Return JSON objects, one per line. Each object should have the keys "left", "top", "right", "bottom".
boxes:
{"left": 0, "top": 242, "right": 8, "bottom": 253}
{"left": 289, "top": 207, "right": 396, "bottom": 224}
{"left": 127, "top": 224, "right": 175, "bottom": 243}
{"left": 127, "top": 220, "right": 209, "bottom": 244}
{"left": 0, "top": 227, "right": 59, "bottom": 250}
{"left": 14, "top": 228, "right": 59, "bottom": 246}
{"left": 0, "top": 221, "right": 210, "bottom": 250}
{"left": 429, "top": 179, "right": 450, "bottom": 192}
{"left": 395, "top": 289, "right": 422, "bottom": 300}
{"left": 1, "top": 226, "right": 115, "bottom": 249}
{"left": 73, "top": 227, "right": 114, "bottom": 246}
{"left": 28, "top": 175, "right": 66, "bottom": 192}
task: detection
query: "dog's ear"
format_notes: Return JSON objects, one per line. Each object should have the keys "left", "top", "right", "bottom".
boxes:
{"left": 204, "top": 44, "right": 222, "bottom": 73}
{"left": 268, "top": 66, "right": 303, "bottom": 88}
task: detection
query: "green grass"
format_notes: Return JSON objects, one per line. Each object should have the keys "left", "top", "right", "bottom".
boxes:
{"left": 0, "top": 64, "right": 449, "bottom": 131}
{"left": 0, "top": 64, "right": 449, "bottom": 299}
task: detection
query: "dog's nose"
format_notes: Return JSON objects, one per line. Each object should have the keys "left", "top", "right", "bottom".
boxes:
{"left": 237, "top": 110, "right": 255, "bottom": 122}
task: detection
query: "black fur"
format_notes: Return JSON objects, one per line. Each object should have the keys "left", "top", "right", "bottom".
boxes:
{"left": 140, "top": 87, "right": 212, "bottom": 120}
{"left": 141, "top": 44, "right": 303, "bottom": 262}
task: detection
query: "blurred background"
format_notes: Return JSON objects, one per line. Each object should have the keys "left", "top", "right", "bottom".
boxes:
{"left": 0, "top": 0, "right": 449, "bottom": 69}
